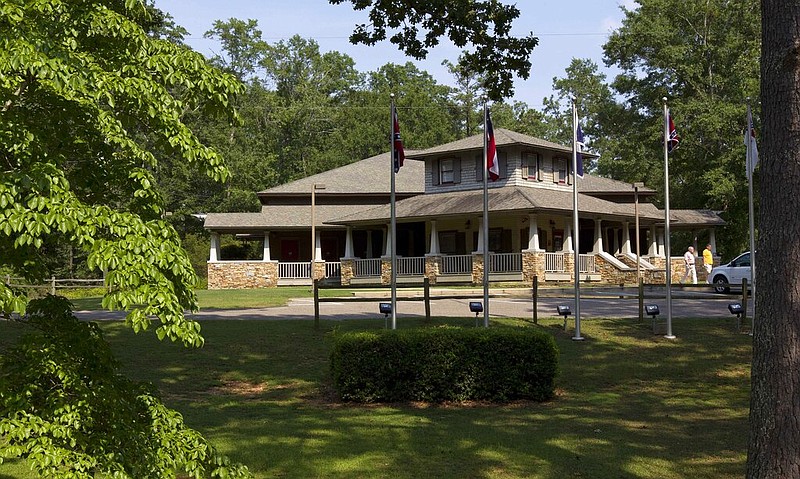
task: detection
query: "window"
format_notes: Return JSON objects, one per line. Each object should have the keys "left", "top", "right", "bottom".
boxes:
{"left": 440, "top": 158, "right": 454, "bottom": 184}
{"left": 555, "top": 158, "right": 568, "bottom": 184}
{"left": 522, "top": 152, "right": 540, "bottom": 180}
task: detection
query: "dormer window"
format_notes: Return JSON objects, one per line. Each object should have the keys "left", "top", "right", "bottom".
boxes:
{"left": 440, "top": 158, "right": 455, "bottom": 184}
{"left": 555, "top": 157, "right": 568, "bottom": 184}
{"left": 522, "top": 152, "right": 541, "bottom": 181}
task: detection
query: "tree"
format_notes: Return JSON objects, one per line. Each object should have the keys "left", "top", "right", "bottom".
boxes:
{"left": 328, "top": 0, "right": 538, "bottom": 101}
{"left": 0, "top": 0, "right": 250, "bottom": 476}
{"left": 601, "top": 0, "right": 760, "bottom": 257}
{"left": 747, "top": 1, "right": 800, "bottom": 476}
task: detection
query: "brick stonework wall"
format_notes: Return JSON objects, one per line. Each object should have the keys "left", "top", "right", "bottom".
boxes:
{"left": 596, "top": 255, "right": 637, "bottom": 284}
{"left": 563, "top": 253, "right": 575, "bottom": 281}
{"left": 340, "top": 259, "right": 354, "bottom": 286}
{"left": 471, "top": 254, "right": 484, "bottom": 285}
{"left": 425, "top": 255, "right": 442, "bottom": 285}
{"left": 312, "top": 261, "right": 326, "bottom": 281}
{"left": 522, "top": 250, "right": 545, "bottom": 283}
{"left": 381, "top": 258, "right": 391, "bottom": 285}
{"left": 207, "top": 261, "right": 278, "bottom": 289}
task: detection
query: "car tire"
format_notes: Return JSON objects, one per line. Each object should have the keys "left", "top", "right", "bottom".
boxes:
{"left": 713, "top": 276, "right": 730, "bottom": 294}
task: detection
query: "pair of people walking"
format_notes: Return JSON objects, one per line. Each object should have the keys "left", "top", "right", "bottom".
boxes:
{"left": 681, "top": 244, "right": 713, "bottom": 284}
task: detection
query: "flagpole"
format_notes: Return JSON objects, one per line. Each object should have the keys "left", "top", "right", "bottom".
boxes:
{"left": 482, "top": 100, "right": 490, "bottom": 328}
{"left": 746, "top": 100, "right": 757, "bottom": 327}
{"left": 571, "top": 97, "right": 583, "bottom": 340}
{"left": 663, "top": 97, "right": 675, "bottom": 339}
{"left": 390, "top": 94, "right": 398, "bottom": 330}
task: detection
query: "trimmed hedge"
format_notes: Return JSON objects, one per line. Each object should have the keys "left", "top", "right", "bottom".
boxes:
{"left": 330, "top": 327, "right": 558, "bottom": 403}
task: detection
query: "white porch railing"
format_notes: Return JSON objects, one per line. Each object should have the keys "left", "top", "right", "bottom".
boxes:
{"left": 579, "top": 254, "right": 597, "bottom": 273}
{"left": 489, "top": 253, "right": 522, "bottom": 273}
{"left": 396, "top": 256, "right": 425, "bottom": 276}
{"left": 279, "top": 262, "right": 311, "bottom": 279}
{"left": 545, "top": 252, "right": 565, "bottom": 272}
{"left": 325, "top": 262, "right": 341, "bottom": 278}
{"left": 441, "top": 254, "right": 472, "bottom": 275}
{"left": 353, "top": 258, "right": 382, "bottom": 277}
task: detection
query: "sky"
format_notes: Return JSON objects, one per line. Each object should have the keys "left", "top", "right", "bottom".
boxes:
{"left": 154, "top": 0, "right": 638, "bottom": 108}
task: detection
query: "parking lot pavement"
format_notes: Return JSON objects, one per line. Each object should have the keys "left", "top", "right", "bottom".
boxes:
{"left": 74, "top": 294, "right": 749, "bottom": 322}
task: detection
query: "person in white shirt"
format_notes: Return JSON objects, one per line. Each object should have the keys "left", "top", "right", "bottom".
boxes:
{"left": 681, "top": 246, "right": 697, "bottom": 284}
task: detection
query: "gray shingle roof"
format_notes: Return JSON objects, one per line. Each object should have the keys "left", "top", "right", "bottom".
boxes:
{"left": 326, "top": 186, "right": 667, "bottom": 225}
{"left": 259, "top": 151, "right": 424, "bottom": 196}
{"left": 205, "top": 204, "right": 365, "bottom": 231}
{"left": 577, "top": 175, "right": 656, "bottom": 194}
{"left": 406, "top": 128, "right": 599, "bottom": 159}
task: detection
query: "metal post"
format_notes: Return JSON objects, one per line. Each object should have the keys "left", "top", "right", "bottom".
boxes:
{"left": 423, "top": 277, "right": 431, "bottom": 321}
{"left": 571, "top": 98, "right": 583, "bottom": 340}
{"left": 313, "top": 279, "right": 320, "bottom": 330}
{"left": 663, "top": 98, "right": 675, "bottom": 339}
{"left": 532, "top": 275, "right": 538, "bottom": 324}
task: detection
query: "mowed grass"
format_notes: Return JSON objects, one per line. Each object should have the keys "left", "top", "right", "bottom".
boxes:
{"left": 0, "top": 316, "right": 751, "bottom": 478}
{"left": 67, "top": 286, "right": 353, "bottom": 311}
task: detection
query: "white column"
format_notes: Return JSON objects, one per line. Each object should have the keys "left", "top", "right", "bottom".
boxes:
{"left": 648, "top": 225, "right": 658, "bottom": 256}
{"left": 622, "top": 222, "right": 631, "bottom": 255}
{"left": 344, "top": 226, "right": 354, "bottom": 258}
{"left": 593, "top": 219, "right": 603, "bottom": 253}
{"left": 709, "top": 228, "right": 717, "bottom": 253}
{"left": 563, "top": 221, "right": 573, "bottom": 253}
{"left": 383, "top": 225, "right": 391, "bottom": 256}
{"left": 314, "top": 230, "right": 323, "bottom": 261}
{"left": 473, "top": 218, "right": 484, "bottom": 253}
{"left": 657, "top": 228, "right": 665, "bottom": 257}
{"left": 527, "top": 214, "right": 541, "bottom": 251}
{"left": 209, "top": 233, "right": 220, "bottom": 262}
{"left": 429, "top": 220, "right": 440, "bottom": 254}
{"left": 262, "top": 231, "right": 271, "bottom": 261}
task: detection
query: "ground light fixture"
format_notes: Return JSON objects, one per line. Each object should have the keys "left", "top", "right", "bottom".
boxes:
{"left": 728, "top": 302, "right": 743, "bottom": 332}
{"left": 379, "top": 302, "right": 392, "bottom": 329}
{"left": 645, "top": 304, "right": 660, "bottom": 334}
{"left": 469, "top": 301, "right": 483, "bottom": 327}
{"left": 557, "top": 305, "right": 571, "bottom": 330}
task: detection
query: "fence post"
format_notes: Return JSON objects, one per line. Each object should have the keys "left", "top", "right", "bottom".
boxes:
{"left": 638, "top": 277, "right": 644, "bottom": 322}
{"left": 532, "top": 275, "right": 538, "bottom": 324}
{"left": 50, "top": 276, "right": 56, "bottom": 295}
{"left": 313, "top": 279, "right": 320, "bottom": 330}
{"left": 423, "top": 277, "right": 431, "bottom": 322}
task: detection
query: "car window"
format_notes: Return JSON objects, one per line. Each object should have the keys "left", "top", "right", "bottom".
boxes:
{"left": 733, "top": 253, "right": 750, "bottom": 267}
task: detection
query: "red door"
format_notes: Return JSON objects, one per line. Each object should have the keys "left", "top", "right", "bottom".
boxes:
{"left": 282, "top": 240, "right": 299, "bottom": 261}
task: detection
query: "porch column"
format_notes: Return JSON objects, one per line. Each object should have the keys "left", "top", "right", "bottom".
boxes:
{"left": 526, "top": 214, "right": 542, "bottom": 251}
{"left": 473, "top": 218, "right": 484, "bottom": 253}
{"left": 429, "top": 220, "right": 440, "bottom": 254}
{"left": 648, "top": 225, "right": 658, "bottom": 256}
{"left": 563, "top": 221, "right": 574, "bottom": 252}
{"left": 344, "top": 226, "right": 354, "bottom": 258}
{"left": 209, "top": 233, "right": 220, "bottom": 262}
{"left": 383, "top": 224, "right": 391, "bottom": 256}
{"left": 366, "top": 230, "right": 374, "bottom": 258}
{"left": 262, "top": 231, "right": 271, "bottom": 261}
{"left": 709, "top": 228, "right": 717, "bottom": 253}
{"left": 622, "top": 222, "right": 631, "bottom": 255}
{"left": 657, "top": 228, "right": 665, "bottom": 257}
{"left": 314, "top": 230, "right": 323, "bottom": 261}
{"left": 593, "top": 219, "right": 604, "bottom": 253}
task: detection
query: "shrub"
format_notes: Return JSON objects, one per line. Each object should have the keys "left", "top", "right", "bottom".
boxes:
{"left": 330, "top": 327, "right": 558, "bottom": 403}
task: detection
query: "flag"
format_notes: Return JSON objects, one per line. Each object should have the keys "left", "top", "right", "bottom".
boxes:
{"left": 486, "top": 110, "right": 499, "bottom": 181}
{"left": 745, "top": 109, "right": 759, "bottom": 179}
{"left": 576, "top": 124, "right": 585, "bottom": 178}
{"left": 667, "top": 114, "right": 680, "bottom": 153}
{"left": 392, "top": 107, "right": 405, "bottom": 173}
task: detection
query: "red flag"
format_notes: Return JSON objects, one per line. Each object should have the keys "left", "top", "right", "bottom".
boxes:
{"left": 486, "top": 111, "right": 499, "bottom": 181}
{"left": 393, "top": 108, "right": 405, "bottom": 173}
{"left": 667, "top": 114, "right": 680, "bottom": 153}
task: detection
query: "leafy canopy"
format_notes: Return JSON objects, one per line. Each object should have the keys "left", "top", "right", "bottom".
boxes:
{"left": 0, "top": 0, "right": 242, "bottom": 346}
{"left": 329, "top": 0, "right": 538, "bottom": 100}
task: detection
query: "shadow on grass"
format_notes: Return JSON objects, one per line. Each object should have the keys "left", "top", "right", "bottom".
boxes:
{"left": 1, "top": 316, "right": 751, "bottom": 479}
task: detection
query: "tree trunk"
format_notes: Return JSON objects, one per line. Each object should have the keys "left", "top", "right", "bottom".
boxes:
{"left": 747, "top": 2, "right": 800, "bottom": 477}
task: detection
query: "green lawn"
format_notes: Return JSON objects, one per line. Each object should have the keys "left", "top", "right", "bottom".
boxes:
{"left": 0, "top": 316, "right": 751, "bottom": 478}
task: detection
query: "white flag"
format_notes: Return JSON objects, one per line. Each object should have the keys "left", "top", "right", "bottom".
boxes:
{"left": 745, "top": 108, "right": 759, "bottom": 179}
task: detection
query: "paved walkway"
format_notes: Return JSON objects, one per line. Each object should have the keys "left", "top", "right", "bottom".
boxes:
{"left": 75, "top": 289, "right": 749, "bottom": 322}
